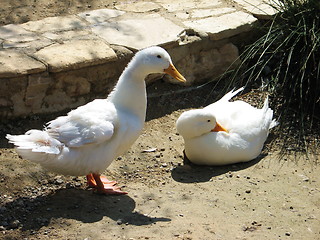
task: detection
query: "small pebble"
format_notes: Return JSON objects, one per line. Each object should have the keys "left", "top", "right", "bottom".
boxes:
{"left": 9, "top": 219, "right": 20, "bottom": 229}
{"left": 116, "top": 219, "right": 123, "bottom": 225}
{"left": 245, "top": 189, "right": 251, "bottom": 194}
{"left": 303, "top": 177, "right": 309, "bottom": 182}
{"left": 54, "top": 178, "right": 64, "bottom": 185}
{"left": 285, "top": 232, "right": 291, "bottom": 236}
{"left": 226, "top": 171, "right": 233, "bottom": 178}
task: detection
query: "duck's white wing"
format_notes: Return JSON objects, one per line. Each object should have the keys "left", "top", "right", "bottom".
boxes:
{"left": 47, "top": 99, "right": 118, "bottom": 148}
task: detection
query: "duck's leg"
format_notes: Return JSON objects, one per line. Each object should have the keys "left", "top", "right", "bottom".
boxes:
{"left": 86, "top": 174, "right": 116, "bottom": 188}
{"left": 86, "top": 173, "right": 127, "bottom": 195}
{"left": 86, "top": 173, "right": 97, "bottom": 188}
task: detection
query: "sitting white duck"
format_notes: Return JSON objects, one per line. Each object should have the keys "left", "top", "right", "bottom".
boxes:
{"left": 176, "top": 87, "right": 278, "bottom": 166}
{"left": 7, "top": 46, "right": 186, "bottom": 195}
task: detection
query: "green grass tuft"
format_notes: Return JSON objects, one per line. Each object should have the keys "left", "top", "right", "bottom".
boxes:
{"left": 226, "top": 0, "right": 320, "bottom": 158}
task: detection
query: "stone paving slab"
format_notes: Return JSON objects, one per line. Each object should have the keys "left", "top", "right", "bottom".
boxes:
{"left": 21, "top": 15, "right": 88, "bottom": 33}
{"left": 115, "top": 2, "right": 161, "bottom": 13}
{"left": 158, "top": 0, "right": 222, "bottom": 12}
{"left": 41, "top": 29, "right": 93, "bottom": 41}
{"left": 77, "top": 8, "right": 125, "bottom": 24}
{"left": 33, "top": 39, "right": 117, "bottom": 72}
{"left": 91, "top": 13, "right": 184, "bottom": 49}
{"left": 0, "top": 24, "right": 39, "bottom": 42}
{"left": 183, "top": 11, "right": 257, "bottom": 41}
{"left": 0, "top": 49, "right": 46, "bottom": 78}
{"left": 234, "top": 0, "right": 278, "bottom": 19}
{"left": 176, "top": 7, "right": 236, "bottom": 19}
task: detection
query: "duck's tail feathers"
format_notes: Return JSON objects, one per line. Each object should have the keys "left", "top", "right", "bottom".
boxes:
{"left": 6, "top": 130, "right": 63, "bottom": 162}
{"left": 221, "top": 87, "right": 244, "bottom": 102}
{"left": 262, "top": 96, "right": 279, "bottom": 130}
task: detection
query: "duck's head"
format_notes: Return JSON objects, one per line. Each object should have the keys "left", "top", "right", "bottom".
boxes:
{"left": 132, "top": 46, "right": 186, "bottom": 83}
{"left": 176, "top": 109, "right": 228, "bottom": 139}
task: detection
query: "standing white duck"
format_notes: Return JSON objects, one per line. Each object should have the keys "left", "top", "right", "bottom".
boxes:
{"left": 7, "top": 46, "right": 186, "bottom": 195}
{"left": 176, "top": 87, "right": 278, "bottom": 165}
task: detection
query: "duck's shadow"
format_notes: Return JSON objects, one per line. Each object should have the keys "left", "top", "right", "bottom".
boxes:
{"left": 3, "top": 188, "right": 170, "bottom": 231}
{"left": 171, "top": 153, "right": 265, "bottom": 183}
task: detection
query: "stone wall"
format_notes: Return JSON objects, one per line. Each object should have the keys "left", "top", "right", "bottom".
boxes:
{"left": 0, "top": 0, "right": 276, "bottom": 119}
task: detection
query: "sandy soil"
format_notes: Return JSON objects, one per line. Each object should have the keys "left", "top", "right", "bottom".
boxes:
{"left": 0, "top": 80, "right": 319, "bottom": 240}
{"left": 0, "top": 0, "right": 147, "bottom": 26}
{"left": 1, "top": 1, "right": 319, "bottom": 239}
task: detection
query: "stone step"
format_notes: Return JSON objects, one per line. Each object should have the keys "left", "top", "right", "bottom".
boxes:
{"left": 0, "top": 0, "right": 277, "bottom": 118}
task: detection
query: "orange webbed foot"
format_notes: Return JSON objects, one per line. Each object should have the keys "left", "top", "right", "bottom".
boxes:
{"left": 86, "top": 173, "right": 127, "bottom": 195}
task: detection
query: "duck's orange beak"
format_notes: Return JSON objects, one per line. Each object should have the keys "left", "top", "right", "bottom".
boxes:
{"left": 164, "top": 63, "right": 186, "bottom": 83}
{"left": 211, "top": 122, "right": 228, "bottom": 133}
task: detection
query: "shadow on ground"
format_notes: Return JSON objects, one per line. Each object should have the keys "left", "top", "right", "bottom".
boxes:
{"left": 171, "top": 154, "right": 265, "bottom": 183}
{"left": 2, "top": 188, "right": 170, "bottom": 231}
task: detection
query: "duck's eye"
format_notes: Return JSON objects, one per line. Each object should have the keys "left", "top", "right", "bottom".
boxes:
{"left": 157, "top": 55, "right": 162, "bottom": 59}
{"left": 207, "top": 120, "right": 211, "bottom": 122}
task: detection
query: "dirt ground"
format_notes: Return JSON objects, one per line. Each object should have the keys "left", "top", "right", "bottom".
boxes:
{"left": 0, "top": 0, "right": 148, "bottom": 26}
{"left": 1, "top": 1, "right": 320, "bottom": 240}
{"left": 0, "top": 80, "right": 319, "bottom": 240}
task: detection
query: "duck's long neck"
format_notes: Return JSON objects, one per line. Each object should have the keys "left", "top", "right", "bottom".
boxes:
{"left": 108, "top": 61, "right": 147, "bottom": 122}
